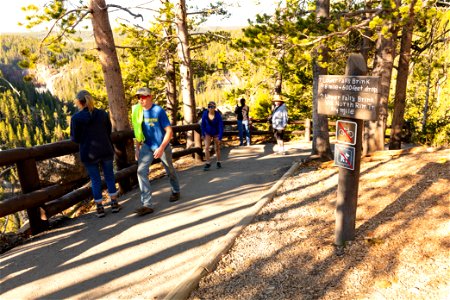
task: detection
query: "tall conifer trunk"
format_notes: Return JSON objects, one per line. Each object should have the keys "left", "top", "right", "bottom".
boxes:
{"left": 363, "top": 1, "right": 400, "bottom": 155}
{"left": 162, "top": 0, "right": 178, "bottom": 126}
{"left": 175, "top": 0, "right": 196, "bottom": 147}
{"left": 312, "top": 0, "right": 333, "bottom": 160}
{"left": 89, "top": 0, "right": 133, "bottom": 191}
{"left": 389, "top": 0, "right": 417, "bottom": 150}
{"left": 89, "top": 0, "right": 130, "bottom": 132}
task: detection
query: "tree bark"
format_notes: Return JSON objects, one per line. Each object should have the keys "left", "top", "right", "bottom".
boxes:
{"left": 363, "top": 6, "right": 399, "bottom": 155}
{"left": 422, "top": 65, "right": 432, "bottom": 133}
{"left": 175, "top": 0, "right": 196, "bottom": 147}
{"left": 274, "top": 72, "right": 282, "bottom": 95}
{"left": 389, "top": 0, "right": 417, "bottom": 150}
{"left": 89, "top": 0, "right": 130, "bottom": 132}
{"left": 90, "top": 0, "right": 133, "bottom": 192}
{"left": 165, "top": 58, "right": 178, "bottom": 125}
{"left": 312, "top": 0, "right": 333, "bottom": 160}
{"left": 162, "top": 1, "right": 178, "bottom": 127}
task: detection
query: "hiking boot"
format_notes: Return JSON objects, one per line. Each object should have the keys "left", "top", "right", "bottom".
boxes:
{"left": 216, "top": 162, "right": 222, "bottom": 169}
{"left": 169, "top": 192, "right": 180, "bottom": 202}
{"left": 203, "top": 163, "right": 211, "bottom": 171}
{"left": 96, "top": 204, "right": 105, "bottom": 218}
{"left": 134, "top": 206, "right": 154, "bottom": 216}
{"left": 111, "top": 200, "right": 121, "bottom": 213}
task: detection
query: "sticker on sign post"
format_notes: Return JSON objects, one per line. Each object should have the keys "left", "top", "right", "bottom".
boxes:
{"left": 336, "top": 120, "right": 357, "bottom": 145}
{"left": 334, "top": 144, "right": 355, "bottom": 170}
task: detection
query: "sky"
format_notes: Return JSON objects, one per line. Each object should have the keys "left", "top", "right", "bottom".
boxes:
{"left": 0, "top": 0, "right": 278, "bottom": 34}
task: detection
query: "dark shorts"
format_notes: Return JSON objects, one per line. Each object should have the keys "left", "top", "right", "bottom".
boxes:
{"left": 273, "top": 129, "right": 284, "bottom": 141}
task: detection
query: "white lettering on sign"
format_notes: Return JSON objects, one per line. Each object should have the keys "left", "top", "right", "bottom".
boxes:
{"left": 364, "top": 86, "right": 378, "bottom": 93}
{"left": 318, "top": 75, "right": 380, "bottom": 121}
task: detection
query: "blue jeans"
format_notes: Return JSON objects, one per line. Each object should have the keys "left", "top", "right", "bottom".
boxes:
{"left": 137, "top": 143, "right": 180, "bottom": 208}
{"left": 237, "top": 120, "right": 251, "bottom": 145}
{"left": 84, "top": 159, "right": 118, "bottom": 203}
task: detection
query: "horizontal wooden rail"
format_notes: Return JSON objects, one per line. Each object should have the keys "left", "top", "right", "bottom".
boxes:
{"left": 0, "top": 145, "right": 204, "bottom": 219}
{"left": 0, "top": 124, "right": 205, "bottom": 234}
{"left": 0, "top": 130, "right": 134, "bottom": 167}
{"left": 1, "top": 117, "right": 376, "bottom": 235}
{"left": 0, "top": 181, "right": 81, "bottom": 218}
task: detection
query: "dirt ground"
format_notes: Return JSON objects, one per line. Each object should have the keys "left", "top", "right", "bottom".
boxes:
{"left": 190, "top": 146, "right": 450, "bottom": 300}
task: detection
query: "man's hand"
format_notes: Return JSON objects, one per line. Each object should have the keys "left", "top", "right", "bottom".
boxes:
{"left": 135, "top": 148, "right": 140, "bottom": 161}
{"left": 153, "top": 146, "right": 164, "bottom": 159}
{"left": 135, "top": 143, "right": 141, "bottom": 161}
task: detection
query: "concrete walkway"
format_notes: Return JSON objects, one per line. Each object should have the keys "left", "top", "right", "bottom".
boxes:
{"left": 0, "top": 142, "right": 311, "bottom": 299}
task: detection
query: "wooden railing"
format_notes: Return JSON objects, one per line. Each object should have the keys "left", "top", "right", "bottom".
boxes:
{"left": 0, "top": 125, "right": 203, "bottom": 234}
{"left": 0, "top": 118, "right": 321, "bottom": 235}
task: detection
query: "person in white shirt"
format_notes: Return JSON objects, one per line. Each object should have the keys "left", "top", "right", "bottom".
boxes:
{"left": 271, "top": 94, "right": 288, "bottom": 154}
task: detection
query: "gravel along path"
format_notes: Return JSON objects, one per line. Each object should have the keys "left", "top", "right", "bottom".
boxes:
{"left": 190, "top": 147, "right": 450, "bottom": 300}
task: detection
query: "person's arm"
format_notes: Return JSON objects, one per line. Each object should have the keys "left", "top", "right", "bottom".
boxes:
{"left": 218, "top": 112, "right": 224, "bottom": 141}
{"left": 153, "top": 108, "right": 173, "bottom": 159}
{"left": 105, "top": 111, "right": 112, "bottom": 136}
{"left": 201, "top": 111, "right": 207, "bottom": 137}
{"left": 70, "top": 117, "right": 79, "bottom": 143}
{"left": 154, "top": 126, "right": 173, "bottom": 159}
{"left": 282, "top": 108, "right": 288, "bottom": 129}
{"left": 135, "top": 140, "right": 142, "bottom": 160}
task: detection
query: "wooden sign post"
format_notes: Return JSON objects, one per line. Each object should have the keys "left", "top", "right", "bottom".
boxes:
{"left": 318, "top": 54, "right": 380, "bottom": 248}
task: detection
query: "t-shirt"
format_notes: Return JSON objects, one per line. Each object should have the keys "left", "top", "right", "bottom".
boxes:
{"left": 142, "top": 104, "right": 171, "bottom": 150}
{"left": 235, "top": 105, "right": 249, "bottom": 121}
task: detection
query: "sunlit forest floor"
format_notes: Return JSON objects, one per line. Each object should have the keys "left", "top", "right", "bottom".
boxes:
{"left": 191, "top": 146, "right": 450, "bottom": 299}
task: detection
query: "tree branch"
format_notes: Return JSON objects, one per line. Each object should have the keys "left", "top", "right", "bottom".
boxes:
{"left": 106, "top": 4, "right": 143, "bottom": 21}
{"left": 337, "top": 8, "right": 384, "bottom": 18}
{"left": 298, "top": 9, "right": 383, "bottom": 48}
{"left": 40, "top": 8, "right": 90, "bottom": 52}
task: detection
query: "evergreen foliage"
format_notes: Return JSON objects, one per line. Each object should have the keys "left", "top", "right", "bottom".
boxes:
{"left": 1, "top": 2, "right": 449, "bottom": 147}
{"left": 0, "top": 35, "right": 75, "bottom": 150}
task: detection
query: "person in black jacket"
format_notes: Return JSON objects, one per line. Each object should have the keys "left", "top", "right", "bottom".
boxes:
{"left": 234, "top": 97, "right": 251, "bottom": 146}
{"left": 70, "top": 90, "right": 120, "bottom": 217}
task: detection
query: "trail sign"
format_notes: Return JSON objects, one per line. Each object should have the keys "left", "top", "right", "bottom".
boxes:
{"left": 318, "top": 75, "right": 380, "bottom": 121}
{"left": 336, "top": 120, "right": 357, "bottom": 145}
{"left": 334, "top": 144, "right": 355, "bottom": 171}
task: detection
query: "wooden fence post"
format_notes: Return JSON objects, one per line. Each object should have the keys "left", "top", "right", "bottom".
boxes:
{"left": 304, "top": 118, "right": 311, "bottom": 141}
{"left": 113, "top": 140, "right": 132, "bottom": 193}
{"left": 194, "top": 129, "right": 202, "bottom": 162}
{"left": 17, "top": 157, "right": 48, "bottom": 234}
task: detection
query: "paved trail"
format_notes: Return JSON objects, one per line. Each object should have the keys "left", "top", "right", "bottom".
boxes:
{"left": 0, "top": 142, "right": 311, "bottom": 299}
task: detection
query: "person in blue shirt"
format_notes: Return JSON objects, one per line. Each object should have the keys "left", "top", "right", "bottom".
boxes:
{"left": 131, "top": 87, "right": 180, "bottom": 216}
{"left": 70, "top": 90, "right": 120, "bottom": 218}
{"left": 201, "top": 101, "right": 224, "bottom": 171}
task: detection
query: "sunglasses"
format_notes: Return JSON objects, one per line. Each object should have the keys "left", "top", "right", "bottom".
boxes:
{"left": 208, "top": 105, "right": 216, "bottom": 109}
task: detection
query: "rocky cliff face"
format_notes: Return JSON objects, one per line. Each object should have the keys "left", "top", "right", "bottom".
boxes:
{"left": 37, "top": 154, "right": 87, "bottom": 186}
{"left": 33, "top": 64, "right": 64, "bottom": 95}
